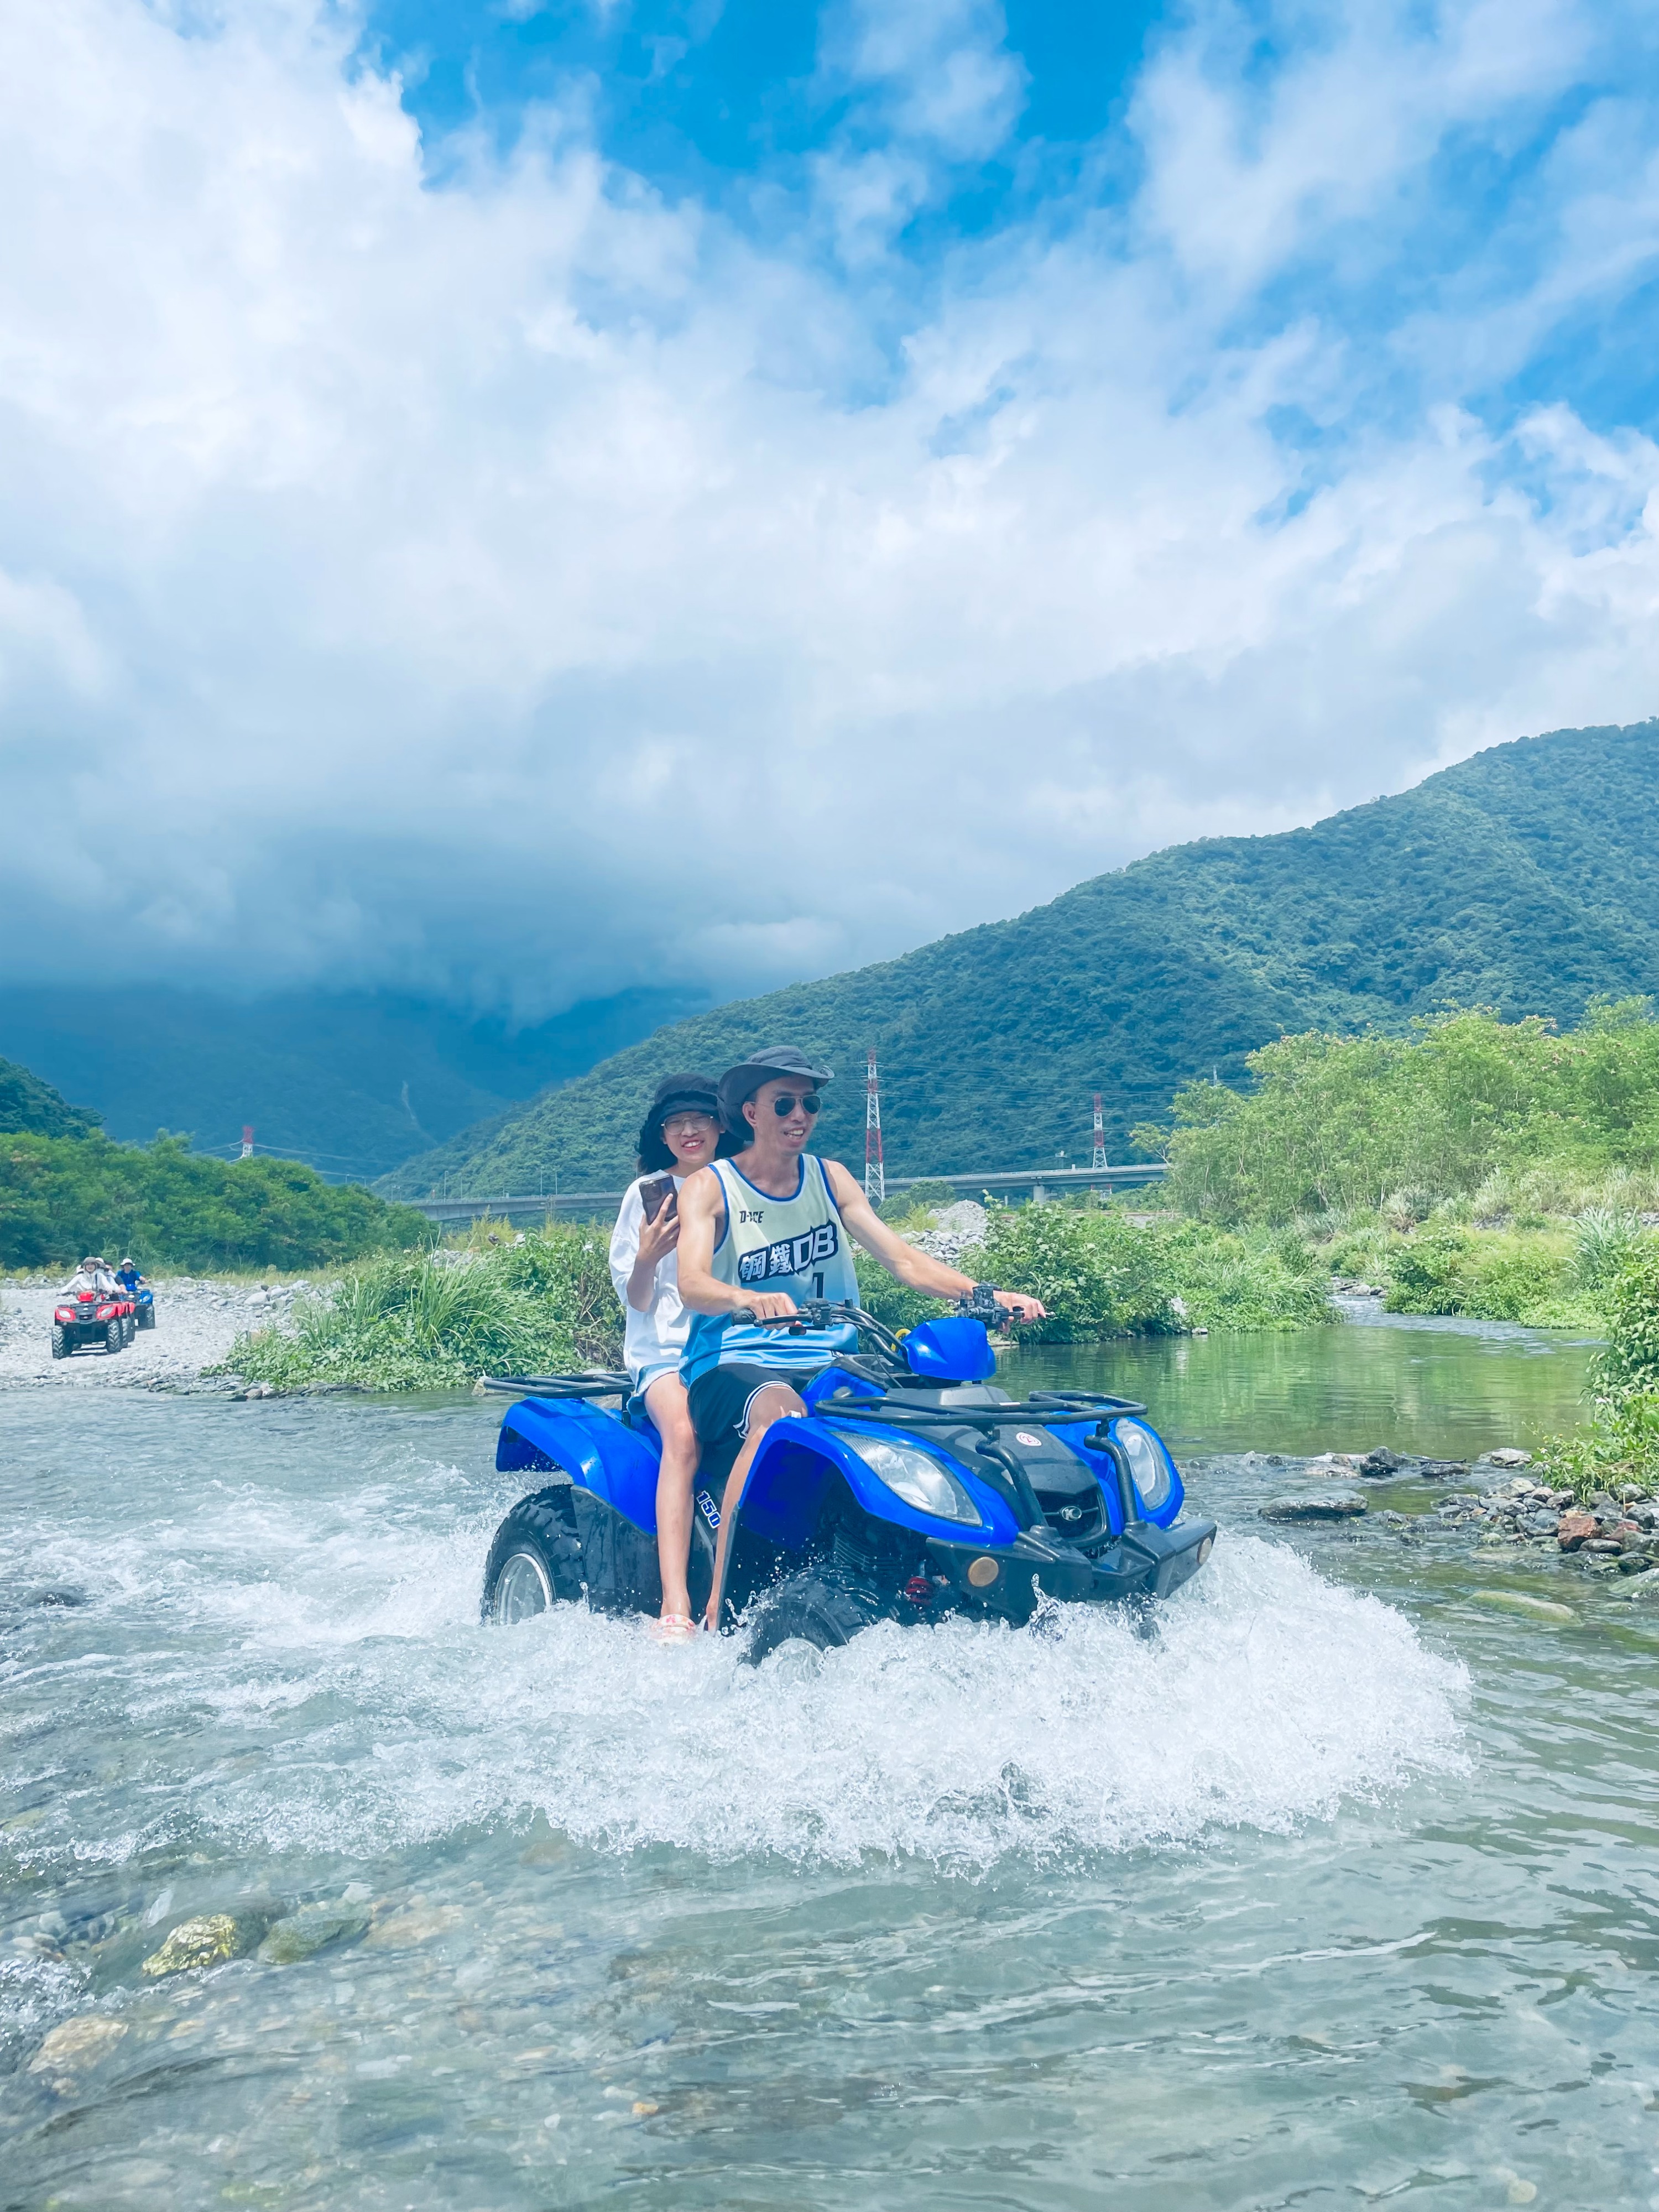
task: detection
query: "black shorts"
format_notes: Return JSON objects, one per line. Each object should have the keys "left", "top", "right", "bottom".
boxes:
{"left": 687, "top": 1363, "right": 817, "bottom": 1488}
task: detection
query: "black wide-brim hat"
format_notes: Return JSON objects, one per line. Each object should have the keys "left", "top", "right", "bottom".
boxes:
{"left": 647, "top": 1071, "right": 722, "bottom": 1123}
{"left": 717, "top": 1045, "right": 834, "bottom": 1130}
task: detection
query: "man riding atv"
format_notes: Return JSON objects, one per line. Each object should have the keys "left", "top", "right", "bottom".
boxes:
{"left": 675, "top": 1045, "right": 1046, "bottom": 1630}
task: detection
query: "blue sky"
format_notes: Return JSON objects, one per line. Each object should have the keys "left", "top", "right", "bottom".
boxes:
{"left": 0, "top": 0, "right": 1656, "bottom": 1014}
{"left": 367, "top": 0, "right": 1164, "bottom": 205}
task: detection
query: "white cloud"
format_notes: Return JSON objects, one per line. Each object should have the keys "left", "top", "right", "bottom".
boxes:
{"left": 0, "top": 0, "right": 1656, "bottom": 1016}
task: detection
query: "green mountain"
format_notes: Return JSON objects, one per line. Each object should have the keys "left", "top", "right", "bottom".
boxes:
{"left": 379, "top": 717, "right": 1659, "bottom": 1197}
{"left": 0, "top": 1056, "right": 101, "bottom": 1140}
{"left": 0, "top": 983, "right": 703, "bottom": 1183}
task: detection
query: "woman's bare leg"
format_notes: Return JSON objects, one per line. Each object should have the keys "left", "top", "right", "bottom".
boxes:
{"left": 703, "top": 1383, "right": 805, "bottom": 1631}
{"left": 645, "top": 1374, "right": 698, "bottom": 1623}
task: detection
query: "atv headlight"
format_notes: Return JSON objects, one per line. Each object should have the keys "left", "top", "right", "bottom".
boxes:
{"left": 841, "top": 1432, "right": 983, "bottom": 1526}
{"left": 1113, "top": 1418, "right": 1174, "bottom": 1513}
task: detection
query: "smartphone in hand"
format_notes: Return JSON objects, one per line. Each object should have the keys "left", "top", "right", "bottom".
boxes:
{"left": 640, "top": 1176, "right": 678, "bottom": 1224}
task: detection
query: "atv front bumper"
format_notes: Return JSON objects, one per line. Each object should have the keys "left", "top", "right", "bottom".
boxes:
{"left": 925, "top": 1516, "right": 1216, "bottom": 1620}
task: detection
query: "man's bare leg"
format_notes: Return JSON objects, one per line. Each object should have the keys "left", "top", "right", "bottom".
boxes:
{"left": 645, "top": 1374, "right": 699, "bottom": 1624}
{"left": 704, "top": 1381, "right": 806, "bottom": 1631}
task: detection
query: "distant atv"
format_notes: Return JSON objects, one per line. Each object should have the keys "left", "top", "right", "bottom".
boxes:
{"left": 51, "top": 1289, "right": 137, "bottom": 1359}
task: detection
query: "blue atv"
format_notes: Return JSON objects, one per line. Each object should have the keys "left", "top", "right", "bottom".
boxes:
{"left": 479, "top": 1297, "right": 1215, "bottom": 1657}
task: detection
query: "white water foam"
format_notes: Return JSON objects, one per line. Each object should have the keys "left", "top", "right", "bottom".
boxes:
{"left": 6, "top": 1462, "right": 1469, "bottom": 1874}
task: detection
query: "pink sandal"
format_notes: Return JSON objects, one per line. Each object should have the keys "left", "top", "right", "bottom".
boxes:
{"left": 649, "top": 1613, "right": 697, "bottom": 1644}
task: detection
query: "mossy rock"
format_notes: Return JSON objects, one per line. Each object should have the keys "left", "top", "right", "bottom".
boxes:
{"left": 141, "top": 1913, "right": 244, "bottom": 1976}
{"left": 257, "top": 1907, "right": 369, "bottom": 1965}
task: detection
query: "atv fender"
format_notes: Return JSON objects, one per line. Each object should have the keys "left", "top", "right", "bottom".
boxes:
{"left": 496, "top": 1396, "right": 662, "bottom": 1531}
{"left": 735, "top": 1417, "right": 1021, "bottom": 1550}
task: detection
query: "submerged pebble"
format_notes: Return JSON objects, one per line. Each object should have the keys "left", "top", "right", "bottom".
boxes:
{"left": 28, "top": 2013, "right": 127, "bottom": 2079}
{"left": 1471, "top": 1590, "right": 1576, "bottom": 1624}
{"left": 257, "top": 1907, "right": 369, "bottom": 1965}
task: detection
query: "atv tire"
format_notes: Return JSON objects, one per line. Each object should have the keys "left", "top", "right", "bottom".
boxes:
{"left": 481, "top": 1486, "right": 585, "bottom": 1625}
{"left": 50, "top": 1327, "right": 66, "bottom": 1360}
{"left": 138, "top": 1305, "right": 155, "bottom": 1330}
{"left": 744, "top": 1568, "right": 889, "bottom": 1665}
{"left": 105, "top": 1321, "right": 122, "bottom": 1354}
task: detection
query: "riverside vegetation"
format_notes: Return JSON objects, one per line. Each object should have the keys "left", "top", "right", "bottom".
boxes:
{"left": 223, "top": 1004, "right": 1659, "bottom": 1408}
{"left": 1142, "top": 1002, "right": 1659, "bottom": 1329}
{"left": 222, "top": 1204, "right": 1330, "bottom": 1394}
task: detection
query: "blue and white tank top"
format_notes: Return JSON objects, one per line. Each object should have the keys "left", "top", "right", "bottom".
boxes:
{"left": 681, "top": 1154, "right": 859, "bottom": 1384}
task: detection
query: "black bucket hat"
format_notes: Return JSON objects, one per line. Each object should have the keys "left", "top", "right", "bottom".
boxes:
{"left": 648, "top": 1071, "right": 721, "bottom": 1123}
{"left": 635, "top": 1072, "right": 724, "bottom": 1175}
{"left": 717, "top": 1045, "right": 834, "bottom": 1130}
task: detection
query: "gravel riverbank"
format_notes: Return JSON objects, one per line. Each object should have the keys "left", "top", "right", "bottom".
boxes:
{"left": 0, "top": 1278, "right": 304, "bottom": 1392}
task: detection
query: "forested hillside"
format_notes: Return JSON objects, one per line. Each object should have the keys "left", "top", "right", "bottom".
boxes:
{"left": 0, "top": 1056, "right": 101, "bottom": 1140}
{"left": 0, "top": 982, "right": 700, "bottom": 1180}
{"left": 380, "top": 719, "right": 1659, "bottom": 1194}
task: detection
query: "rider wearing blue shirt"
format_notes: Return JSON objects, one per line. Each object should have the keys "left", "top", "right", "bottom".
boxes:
{"left": 116, "top": 1259, "right": 145, "bottom": 1296}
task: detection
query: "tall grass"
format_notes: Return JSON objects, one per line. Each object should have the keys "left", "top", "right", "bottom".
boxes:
{"left": 220, "top": 1223, "right": 620, "bottom": 1392}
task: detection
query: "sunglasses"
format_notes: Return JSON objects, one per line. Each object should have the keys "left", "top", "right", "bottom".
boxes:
{"left": 770, "top": 1093, "right": 821, "bottom": 1117}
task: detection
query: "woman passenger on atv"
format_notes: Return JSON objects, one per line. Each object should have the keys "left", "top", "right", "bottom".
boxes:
{"left": 607, "top": 1073, "right": 732, "bottom": 1642}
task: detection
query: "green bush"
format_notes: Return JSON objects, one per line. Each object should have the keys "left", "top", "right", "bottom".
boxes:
{"left": 957, "top": 1205, "right": 1330, "bottom": 1342}
{"left": 1144, "top": 1001, "right": 1659, "bottom": 1226}
{"left": 0, "top": 1132, "right": 429, "bottom": 1272}
{"left": 1381, "top": 1227, "right": 1595, "bottom": 1327}
{"left": 222, "top": 1223, "right": 621, "bottom": 1392}
{"left": 1590, "top": 1240, "right": 1659, "bottom": 1396}
{"left": 1536, "top": 1239, "right": 1659, "bottom": 1500}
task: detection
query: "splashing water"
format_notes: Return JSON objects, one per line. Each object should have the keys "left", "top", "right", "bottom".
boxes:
{"left": 3, "top": 1405, "right": 1466, "bottom": 1879}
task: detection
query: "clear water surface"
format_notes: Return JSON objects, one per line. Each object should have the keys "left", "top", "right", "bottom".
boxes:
{"left": 4, "top": 1316, "right": 1657, "bottom": 2212}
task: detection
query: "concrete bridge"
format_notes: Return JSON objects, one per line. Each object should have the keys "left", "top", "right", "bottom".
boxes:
{"left": 403, "top": 1161, "right": 1166, "bottom": 1229}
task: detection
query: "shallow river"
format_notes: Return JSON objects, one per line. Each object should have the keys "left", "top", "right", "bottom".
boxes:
{"left": 4, "top": 1319, "right": 1658, "bottom": 2212}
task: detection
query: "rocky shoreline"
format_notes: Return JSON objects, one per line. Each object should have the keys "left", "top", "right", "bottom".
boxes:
{"left": 1203, "top": 1446, "right": 1659, "bottom": 1604}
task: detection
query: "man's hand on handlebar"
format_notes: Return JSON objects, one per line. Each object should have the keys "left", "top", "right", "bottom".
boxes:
{"left": 995, "top": 1292, "right": 1047, "bottom": 1321}
{"left": 735, "top": 1290, "right": 799, "bottom": 1323}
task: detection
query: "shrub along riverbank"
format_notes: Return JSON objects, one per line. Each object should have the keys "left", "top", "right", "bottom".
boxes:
{"left": 222, "top": 1206, "right": 1328, "bottom": 1393}
{"left": 1138, "top": 1004, "right": 1659, "bottom": 1328}
{"left": 1538, "top": 1243, "right": 1659, "bottom": 1500}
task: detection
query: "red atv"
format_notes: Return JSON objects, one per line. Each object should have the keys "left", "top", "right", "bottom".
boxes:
{"left": 51, "top": 1290, "right": 137, "bottom": 1359}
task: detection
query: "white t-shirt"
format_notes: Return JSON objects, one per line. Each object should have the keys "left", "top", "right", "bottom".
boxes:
{"left": 608, "top": 1175, "right": 689, "bottom": 1385}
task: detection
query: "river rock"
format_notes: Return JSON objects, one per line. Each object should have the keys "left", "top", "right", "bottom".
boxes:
{"left": 1472, "top": 1590, "right": 1575, "bottom": 1624}
{"left": 29, "top": 2015, "right": 127, "bottom": 2078}
{"left": 1260, "top": 1494, "right": 1367, "bottom": 1521}
{"left": 141, "top": 1914, "right": 244, "bottom": 1976}
{"left": 1556, "top": 1512, "right": 1598, "bottom": 1551}
{"left": 1358, "top": 1448, "right": 1405, "bottom": 1477}
{"left": 257, "top": 1906, "right": 370, "bottom": 1964}
{"left": 363, "top": 1903, "right": 462, "bottom": 1949}
{"left": 1618, "top": 1553, "right": 1653, "bottom": 1576}
{"left": 1489, "top": 1449, "right": 1532, "bottom": 1468}
{"left": 1418, "top": 1460, "right": 1471, "bottom": 1481}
